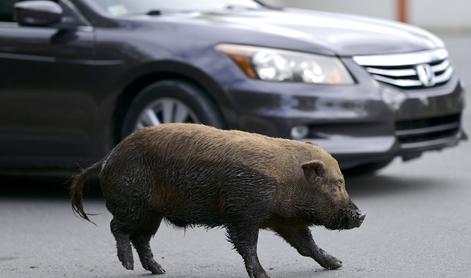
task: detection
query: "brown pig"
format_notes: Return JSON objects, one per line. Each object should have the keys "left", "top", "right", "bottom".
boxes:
{"left": 70, "top": 123, "right": 365, "bottom": 278}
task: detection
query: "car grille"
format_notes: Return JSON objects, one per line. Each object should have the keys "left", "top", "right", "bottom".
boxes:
{"left": 353, "top": 49, "right": 454, "bottom": 89}
{"left": 395, "top": 113, "right": 461, "bottom": 148}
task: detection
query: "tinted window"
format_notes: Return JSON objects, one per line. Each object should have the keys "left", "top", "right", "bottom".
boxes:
{"left": 0, "top": 0, "right": 16, "bottom": 22}
{"left": 92, "top": 0, "right": 263, "bottom": 16}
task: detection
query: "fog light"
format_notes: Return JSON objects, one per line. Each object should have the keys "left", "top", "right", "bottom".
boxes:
{"left": 291, "top": 125, "right": 309, "bottom": 140}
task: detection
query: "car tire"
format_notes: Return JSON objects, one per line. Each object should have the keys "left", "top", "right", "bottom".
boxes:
{"left": 121, "top": 80, "right": 225, "bottom": 139}
{"left": 343, "top": 160, "right": 392, "bottom": 176}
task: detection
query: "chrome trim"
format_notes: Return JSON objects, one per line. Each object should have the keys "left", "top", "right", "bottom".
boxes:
{"left": 396, "top": 122, "right": 460, "bottom": 136}
{"left": 353, "top": 49, "right": 448, "bottom": 67}
{"left": 354, "top": 49, "right": 454, "bottom": 88}
{"left": 365, "top": 67, "right": 416, "bottom": 77}
{"left": 431, "top": 60, "right": 450, "bottom": 72}
{"left": 434, "top": 67, "right": 454, "bottom": 83}
{"left": 400, "top": 135, "right": 460, "bottom": 149}
{"left": 371, "top": 75, "right": 422, "bottom": 87}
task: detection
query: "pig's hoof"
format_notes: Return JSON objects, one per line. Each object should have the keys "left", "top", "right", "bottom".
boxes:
{"left": 315, "top": 249, "right": 342, "bottom": 270}
{"left": 253, "top": 271, "right": 271, "bottom": 278}
{"left": 118, "top": 251, "right": 134, "bottom": 270}
{"left": 146, "top": 262, "right": 166, "bottom": 275}
{"left": 318, "top": 255, "right": 342, "bottom": 270}
{"left": 122, "top": 261, "right": 134, "bottom": 270}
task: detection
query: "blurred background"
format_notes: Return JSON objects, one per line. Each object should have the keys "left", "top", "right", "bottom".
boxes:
{"left": 268, "top": 0, "right": 471, "bottom": 31}
{"left": 1, "top": 1, "right": 470, "bottom": 277}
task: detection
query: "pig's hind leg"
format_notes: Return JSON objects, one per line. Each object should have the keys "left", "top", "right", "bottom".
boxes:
{"left": 274, "top": 226, "right": 342, "bottom": 270}
{"left": 130, "top": 213, "right": 166, "bottom": 274}
{"left": 110, "top": 218, "right": 134, "bottom": 270}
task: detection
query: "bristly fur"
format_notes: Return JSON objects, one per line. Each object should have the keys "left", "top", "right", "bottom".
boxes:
{"left": 69, "top": 123, "right": 364, "bottom": 278}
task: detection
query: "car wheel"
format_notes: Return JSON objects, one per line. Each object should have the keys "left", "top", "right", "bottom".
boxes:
{"left": 121, "top": 80, "right": 224, "bottom": 138}
{"left": 343, "top": 160, "right": 392, "bottom": 176}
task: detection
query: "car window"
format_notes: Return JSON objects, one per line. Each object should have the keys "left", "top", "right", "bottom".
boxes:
{"left": 92, "top": 0, "right": 263, "bottom": 16}
{"left": 0, "top": 0, "right": 17, "bottom": 22}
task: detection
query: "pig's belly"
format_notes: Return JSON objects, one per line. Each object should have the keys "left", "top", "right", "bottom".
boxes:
{"left": 160, "top": 184, "right": 225, "bottom": 228}
{"left": 163, "top": 203, "right": 224, "bottom": 228}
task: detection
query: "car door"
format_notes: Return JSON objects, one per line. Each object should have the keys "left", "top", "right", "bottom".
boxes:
{"left": 0, "top": 0, "right": 98, "bottom": 169}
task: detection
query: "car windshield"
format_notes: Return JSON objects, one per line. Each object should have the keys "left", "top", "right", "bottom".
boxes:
{"left": 92, "top": 0, "right": 264, "bottom": 16}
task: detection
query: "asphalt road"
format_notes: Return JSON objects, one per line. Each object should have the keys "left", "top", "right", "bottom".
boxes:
{"left": 1, "top": 34, "right": 471, "bottom": 278}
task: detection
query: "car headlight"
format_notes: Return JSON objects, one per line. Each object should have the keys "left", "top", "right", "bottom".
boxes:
{"left": 216, "top": 44, "right": 354, "bottom": 85}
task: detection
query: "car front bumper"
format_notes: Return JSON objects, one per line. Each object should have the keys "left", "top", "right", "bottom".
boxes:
{"left": 223, "top": 58, "right": 466, "bottom": 169}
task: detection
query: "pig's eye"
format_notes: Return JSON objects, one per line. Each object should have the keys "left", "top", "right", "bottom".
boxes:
{"left": 334, "top": 180, "right": 343, "bottom": 191}
{"left": 331, "top": 182, "right": 342, "bottom": 192}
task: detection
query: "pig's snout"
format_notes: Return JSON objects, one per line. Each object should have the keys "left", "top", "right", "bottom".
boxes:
{"left": 352, "top": 210, "right": 366, "bottom": 228}
{"left": 336, "top": 206, "right": 366, "bottom": 230}
{"left": 345, "top": 201, "right": 365, "bottom": 228}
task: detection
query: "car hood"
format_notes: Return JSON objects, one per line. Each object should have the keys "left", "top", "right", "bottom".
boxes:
{"left": 137, "top": 8, "right": 444, "bottom": 56}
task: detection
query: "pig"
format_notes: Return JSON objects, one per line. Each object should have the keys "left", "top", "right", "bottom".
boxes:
{"left": 70, "top": 123, "right": 365, "bottom": 278}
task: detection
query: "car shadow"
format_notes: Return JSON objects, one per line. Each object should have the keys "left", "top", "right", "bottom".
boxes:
{"left": 0, "top": 175, "right": 102, "bottom": 200}
{"left": 346, "top": 172, "right": 446, "bottom": 198}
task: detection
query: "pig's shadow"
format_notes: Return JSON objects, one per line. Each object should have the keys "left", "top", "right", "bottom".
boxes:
{"left": 346, "top": 173, "right": 446, "bottom": 197}
{"left": 271, "top": 268, "right": 356, "bottom": 278}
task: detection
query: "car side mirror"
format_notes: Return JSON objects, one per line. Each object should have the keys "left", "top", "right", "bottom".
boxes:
{"left": 14, "top": 0, "right": 63, "bottom": 27}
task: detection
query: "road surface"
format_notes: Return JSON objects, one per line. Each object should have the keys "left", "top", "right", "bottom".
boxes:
{"left": 1, "top": 34, "right": 470, "bottom": 278}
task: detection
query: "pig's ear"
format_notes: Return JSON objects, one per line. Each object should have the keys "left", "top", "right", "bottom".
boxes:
{"left": 301, "top": 160, "right": 326, "bottom": 182}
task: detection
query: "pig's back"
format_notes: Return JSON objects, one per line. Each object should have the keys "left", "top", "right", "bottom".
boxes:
{"left": 103, "top": 123, "right": 315, "bottom": 189}
{"left": 135, "top": 124, "right": 306, "bottom": 176}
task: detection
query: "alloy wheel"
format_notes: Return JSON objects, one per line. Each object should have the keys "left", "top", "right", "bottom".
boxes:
{"left": 134, "top": 98, "right": 200, "bottom": 130}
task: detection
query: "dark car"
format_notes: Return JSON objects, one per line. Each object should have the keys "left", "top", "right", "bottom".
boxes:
{"left": 0, "top": 0, "right": 466, "bottom": 174}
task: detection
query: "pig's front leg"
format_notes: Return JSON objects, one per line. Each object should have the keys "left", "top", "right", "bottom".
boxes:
{"left": 227, "top": 225, "right": 270, "bottom": 278}
{"left": 274, "top": 226, "right": 342, "bottom": 270}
